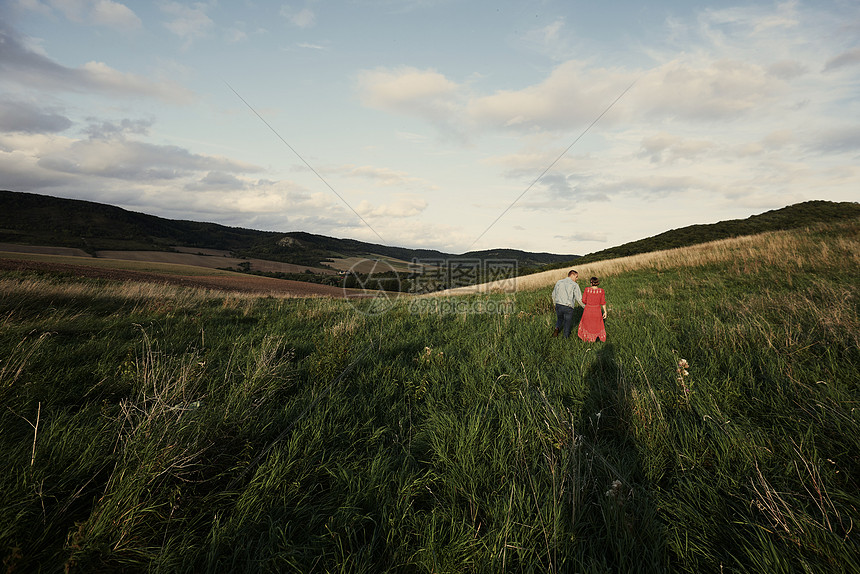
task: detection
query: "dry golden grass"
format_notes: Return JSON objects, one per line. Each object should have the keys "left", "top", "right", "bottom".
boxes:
{"left": 436, "top": 220, "right": 859, "bottom": 295}
{"left": 0, "top": 275, "right": 221, "bottom": 302}
{"left": 0, "top": 276, "right": 309, "bottom": 311}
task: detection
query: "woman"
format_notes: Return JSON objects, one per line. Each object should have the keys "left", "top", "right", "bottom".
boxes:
{"left": 578, "top": 276, "right": 607, "bottom": 342}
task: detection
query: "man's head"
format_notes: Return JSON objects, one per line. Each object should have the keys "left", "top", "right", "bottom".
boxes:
{"left": 568, "top": 270, "right": 578, "bottom": 279}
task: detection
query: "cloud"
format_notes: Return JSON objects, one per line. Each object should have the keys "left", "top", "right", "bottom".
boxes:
{"left": 0, "top": 128, "right": 356, "bottom": 234}
{"left": 281, "top": 5, "right": 316, "bottom": 28}
{"left": 21, "top": 0, "right": 142, "bottom": 29}
{"left": 185, "top": 170, "right": 247, "bottom": 191}
{"left": 36, "top": 138, "right": 260, "bottom": 181}
{"left": 355, "top": 66, "right": 465, "bottom": 137}
{"left": 823, "top": 47, "right": 860, "bottom": 72}
{"left": 84, "top": 117, "right": 153, "bottom": 139}
{"left": 357, "top": 194, "right": 428, "bottom": 218}
{"left": 636, "top": 58, "right": 782, "bottom": 121}
{"left": 521, "top": 18, "right": 573, "bottom": 61}
{"left": 225, "top": 27, "right": 248, "bottom": 43}
{"left": 161, "top": 1, "right": 214, "bottom": 47}
{"left": 699, "top": 1, "right": 799, "bottom": 39}
{"left": 616, "top": 175, "right": 714, "bottom": 198}
{"left": 89, "top": 1, "right": 141, "bottom": 29}
{"left": 536, "top": 173, "right": 608, "bottom": 203}
{"left": 808, "top": 125, "right": 860, "bottom": 154}
{"left": 0, "top": 97, "right": 72, "bottom": 133}
{"left": 762, "top": 130, "right": 793, "bottom": 149}
{"left": 0, "top": 128, "right": 261, "bottom": 190}
{"left": 0, "top": 137, "right": 77, "bottom": 190}
{"left": 468, "top": 60, "right": 630, "bottom": 132}
{"left": 346, "top": 217, "right": 473, "bottom": 252}
{"left": 554, "top": 232, "right": 607, "bottom": 243}
{"left": 297, "top": 42, "right": 326, "bottom": 50}
{"left": 335, "top": 164, "right": 437, "bottom": 190}
{"left": 766, "top": 60, "right": 807, "bottom": 80}
{"left": 0, "top": 25, "right": 194, "bottom": 103}
{"left": 638, "top": 133, "right": 713, "bottom": 163}
{"left": 358, "top": 54, "right": 786, "bottom": 143}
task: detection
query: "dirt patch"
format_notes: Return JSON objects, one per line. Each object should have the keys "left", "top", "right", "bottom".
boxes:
{"left": 0, "top": 243, "right": 91, "bottom": 257}
{"left": 0, "top": 256, "right": 353, "bottom": 297}
{"left": 96, "top": 250, "right": 337, "bottom": 275}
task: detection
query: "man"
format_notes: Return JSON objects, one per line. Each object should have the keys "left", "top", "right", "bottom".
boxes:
{"left": 552, "top": 270, "right": 584, "bottom": 338}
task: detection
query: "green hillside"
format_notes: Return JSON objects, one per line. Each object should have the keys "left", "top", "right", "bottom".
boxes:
{"left": 0, "top": 191, "right": 576, "bottom": 268}
{"left": 545, "top": 200, "right": 860, "bottom": 269}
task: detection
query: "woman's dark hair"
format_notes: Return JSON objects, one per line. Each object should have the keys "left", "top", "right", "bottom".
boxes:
{"left": 590, "top": 276, "right": 599, "bottom": 286}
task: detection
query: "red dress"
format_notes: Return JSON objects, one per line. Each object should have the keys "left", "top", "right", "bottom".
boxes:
{"left": 578, "top": 286, "right": 606, "bottom": 342}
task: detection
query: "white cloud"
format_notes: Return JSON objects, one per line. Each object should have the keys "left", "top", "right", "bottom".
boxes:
{"left": 698, "top": 1, "right": 799, "bottom": 46}
{"left": 554, "top": 232, "right": 607, "bottom": 243}
{"left": 355, "top": 66, "right": 465, "bottom": 137}
{"left": 281, "top": 5, "right": 316, "bottom": 28}
{"left": 20, "top": 0, "right": 141, "bottom": 29}
{"left": 161, "top": 1, "right": 214, "bottom": 47}
{"left": 90, "top": 1, "right": 141, "bottom": 29}
{"left": 521, "top": 18, "right": 573, "bottom": 61}
{"left": 639, "top": 133, "right": 713, "bottom": 163}
{"left": 468, "top": 60, "right": 630, "bottom": 132}
{"left": 0, "top": 129, "right": 260, "bottom": 189}
{"left": 80, "top": 61, "right": 194, "bottom": 102}
{"left": 357, "top": 54, "right": 787, "bottom": 141}
{"left": 357, "top": 67, "right": 459, "bottom": 108}
{"left": 225, "top": 27, "right": 248, "bottom": 43}
{"left": 357, "top": 194, "right": 427, "bottom": 218}
{"left": 334, "top": 164, "right": 437, "bottom": 190}
{"left": 0, "top": 26, "right": 194, "bottom": 103}
{"left": 635, "top": 58, "right": 782, "bottom": 121}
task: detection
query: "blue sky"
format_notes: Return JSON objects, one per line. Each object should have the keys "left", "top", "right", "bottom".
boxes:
{"left": 1, "top": 1, "right": 858, "bottom": 254}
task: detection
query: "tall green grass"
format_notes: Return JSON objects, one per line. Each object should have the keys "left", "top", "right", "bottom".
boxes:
{"left": 1, "top": 220, "right": 858, "bottom": 572}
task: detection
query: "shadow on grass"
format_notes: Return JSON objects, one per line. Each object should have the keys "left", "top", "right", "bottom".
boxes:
{"left": 579, "top": 342, "right": 667, "bottom": 573}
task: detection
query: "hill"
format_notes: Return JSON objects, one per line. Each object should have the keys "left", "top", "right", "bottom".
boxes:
{"left": 0, "top": 190, "right": 576, "bottom": 269}
{"left": 543, "top": 200, "right": 860, "bottom": 270}
{"left": 1, "top": 217, "right": 857, "bottom": 571}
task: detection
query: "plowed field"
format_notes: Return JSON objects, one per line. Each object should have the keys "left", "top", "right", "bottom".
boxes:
{"left": 0, "top": 256, "right": 351, "bottom": 297}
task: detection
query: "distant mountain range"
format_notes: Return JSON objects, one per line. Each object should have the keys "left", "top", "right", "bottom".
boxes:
{"left": 0, "top": 190, "right": 577, "bottom": 270}
{"left": 1, "top": 191, "right": 857, "bottom": 275}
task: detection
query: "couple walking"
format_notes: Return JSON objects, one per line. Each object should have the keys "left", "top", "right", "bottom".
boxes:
{"left": 551, "top": 270, "right": 607, "bottom": 342}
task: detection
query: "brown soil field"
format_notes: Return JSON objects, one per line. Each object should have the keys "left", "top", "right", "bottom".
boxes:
{"left": 0, "top": 242, "right": 92, "bottom": 257}
{"left": 95, "top": 250, "right": 336, "bottom": 274}
{"left": 0, "top": 243, "right": 336, "bottom": 274}
{"left": 0, "top": 255, "right": 353, "bottom": 298}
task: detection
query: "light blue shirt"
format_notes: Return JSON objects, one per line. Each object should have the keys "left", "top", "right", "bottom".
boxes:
{"left": 552, "top": 277, "right": 583, "bottom": 308}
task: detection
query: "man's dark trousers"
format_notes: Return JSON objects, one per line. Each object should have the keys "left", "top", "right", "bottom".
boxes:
{"left": 555, "top": 304, "right": 574, "bottom": 338}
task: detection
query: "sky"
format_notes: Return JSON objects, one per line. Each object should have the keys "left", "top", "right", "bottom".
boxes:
{"left": 1, "top": 0, "right": 858, "bottom": 255}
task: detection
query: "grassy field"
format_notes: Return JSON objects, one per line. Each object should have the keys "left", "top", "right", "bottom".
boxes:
{"left": 1, "top": 219, "right": 858, "bottom": 572}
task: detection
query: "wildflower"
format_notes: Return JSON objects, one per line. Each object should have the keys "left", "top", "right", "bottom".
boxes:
{"left": 605, "top": 479, "right": 623, "bottom": 498}
{"left": 674, "top": 356, "right": 693, "bottom": 406}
